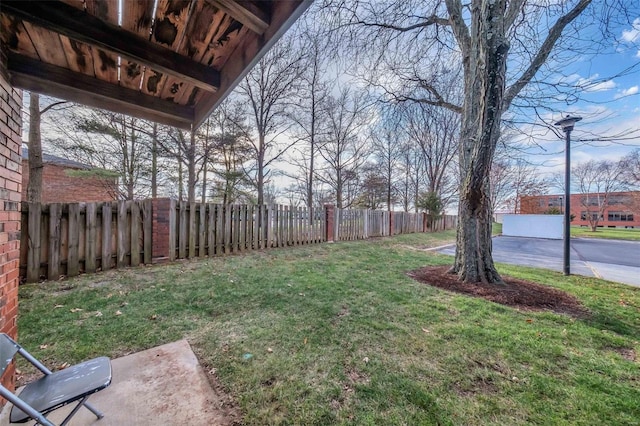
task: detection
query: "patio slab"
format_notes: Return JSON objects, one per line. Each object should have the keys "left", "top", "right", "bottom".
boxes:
{"left": 1, "top": 340, "right": 236, "bottom": 425}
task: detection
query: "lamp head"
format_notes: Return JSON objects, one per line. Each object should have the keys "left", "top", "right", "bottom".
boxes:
{"left": 554, "top": 115, "right": 582, "bottom": 132}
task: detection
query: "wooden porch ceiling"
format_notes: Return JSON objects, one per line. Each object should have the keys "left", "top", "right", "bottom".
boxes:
{"left": 0, "top": 0, "right": 310, "bottom": 130}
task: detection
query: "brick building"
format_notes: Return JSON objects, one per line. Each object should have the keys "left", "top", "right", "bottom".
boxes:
{"left": 21, "top": 148, "right": 118, "bottom": 203}
{"left": 520, "top": 192, "right": 640, "bottom": 228}
{"left": 0, "top": 44, "right": 22, "bottom": 394}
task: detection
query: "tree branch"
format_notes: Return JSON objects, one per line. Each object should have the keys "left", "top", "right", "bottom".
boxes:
{"left": 354, "top": 14, "right": 450, "bottom": 32}
{"left": 444, "top": 0, "right": 471, "bottom": 56}
{"left": 40, "top": 101, "right": 67, "bottom": 115}
{"left": 504, "top": 0, "right": 526, "bottom": 31}
{"left": 503, "top": 0, "right": 593, "bottom": 109}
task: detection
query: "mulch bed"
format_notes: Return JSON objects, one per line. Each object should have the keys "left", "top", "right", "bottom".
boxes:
{"left": 408, "top": 266, "right": 589, "bottom": 318}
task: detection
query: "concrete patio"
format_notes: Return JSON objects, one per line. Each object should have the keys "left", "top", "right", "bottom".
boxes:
{"left": 1, "top": 340, "right": 236, "bottom": 426}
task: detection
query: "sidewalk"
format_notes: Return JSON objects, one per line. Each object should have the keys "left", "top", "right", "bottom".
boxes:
{"left": 1, "top": 340, "right": 236, "bottom": 425}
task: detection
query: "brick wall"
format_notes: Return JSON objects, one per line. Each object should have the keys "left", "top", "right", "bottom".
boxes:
{"left": 1, "top": 44, "right": 22, "bottom": 396}
{"left": 152, "top": 198, "right": 173, "bottom": 262}
{"left": 21, "top": 160, "right": 117, "bottom": 203}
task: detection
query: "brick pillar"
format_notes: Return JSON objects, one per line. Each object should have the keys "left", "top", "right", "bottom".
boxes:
{"left": 324, "top": 204, "right": 335, "bottom": 242}
{"left": 0, "top": 43, "right": 22, "bottom": 399}
{"left": 151, "top": 198, "right": 175, "bottom": 262}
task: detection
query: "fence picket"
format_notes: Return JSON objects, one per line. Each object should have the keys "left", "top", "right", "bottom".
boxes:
{"left": 239, "top": 205, "right": 246, "bottom": 252}
{"left": 188, "top": 202, "right": 196, "bottom": 258}
{"left": 179, "top": 201, "right": 187, "bottom": 259}
{"left": 48, "top": 204, "right": 61, "bottom": 279}
{"left": 26, "top": 203, "right": 41, "bottom": 282}
{"left": 130, "top": 201, "right": 140, "bottom": 267}
{"left": 85, "top": 203, "right": 97, "bottom": 274}
{"left": 224, "top": 205, "right": 231, "bottom": 253}
{"left": 117, "top": 201, "right": 128, "bottom": 268}
{"left": 207, "top": 203, "right": 215, "bottom": 256}
{"left": 67, "top": 203, "right": 80, "bottom": 277}
{"left": 101, "top": 203, "right": 112, "bottom": 271}
{"left": 215, "top": 204, "right": 223, "bottom": 255}
{"left": 199, "top": 203, "right": 207, "bottom": 257}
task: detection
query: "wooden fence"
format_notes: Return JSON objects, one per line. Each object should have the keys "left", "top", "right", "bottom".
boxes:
{"left": 20, "top": 201, "right": 152, "bottom": 283}
{"left": 169, "top": 202, "right": 326, "bottom": 261}
{"left": 333, "top": 209, "right": 457, "bottom": 241}
{"left": 20, "top": 200, "right": 457, "bottom": 282}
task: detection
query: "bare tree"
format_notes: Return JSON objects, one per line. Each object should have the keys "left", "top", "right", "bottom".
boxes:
{"left": 237, "top": 36, "right": 304, "bottom": 205}
{"left": 51, "top": 109, "right": 154, "bottom": 200}
{"left": 620, "top": 149, "right": 640, "bottom": 188}
{"left": 573, "top": 159, "right": 626, "bottom": 231}
{"left": 318, "top": 87, "right": 371, "bottom": 209}
{"left": 24, "top": 93, "right": 67, "bottom": 203}
{"left": 370, "top": 110, "right": 404, "bottom": 210}
{"left": 207, "top": 101, "right": 253, "bottom": 204}
{"left": 327, "top": 0, "right": 631, "bottom": 283}
{"left": 287, "top": 14, "right": 330, "bottom": 214}
{"left": 490, "top": 141, "right": 548, "bottom": 214}
{"left": 353, "top": 163, "right": 388, "bottom": 209}
{"left": 400, "top": 101, "right": 459, "bottom": 204}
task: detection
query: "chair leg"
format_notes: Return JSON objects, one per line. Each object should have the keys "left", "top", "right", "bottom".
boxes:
{"left": 60, "top": 396, "right": 88, "bottom": 426}
{"left": 83, "top": 401, "right": 105, "bottom": 419}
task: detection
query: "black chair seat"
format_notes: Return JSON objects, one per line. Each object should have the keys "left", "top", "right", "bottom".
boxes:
{"left": 10, "top": 357, "right": 112, "bottom": 423}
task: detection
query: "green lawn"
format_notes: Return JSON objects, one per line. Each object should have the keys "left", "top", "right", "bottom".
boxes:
{"left": 17, "top": 230, "right": 639, "bottom": 425}
{"left": 571, "top": 226, "right": 640, "bottom": 241}
{"left": 492, "top": 222, "right": 502, "bottom": 235}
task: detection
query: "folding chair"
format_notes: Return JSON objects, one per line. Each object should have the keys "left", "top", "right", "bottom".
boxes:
{"left": 0, "top": 333, "right": 112, "bottom": 426}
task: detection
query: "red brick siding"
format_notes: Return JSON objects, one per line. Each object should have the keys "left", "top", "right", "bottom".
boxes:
{"left": 152, "top": 198, "right": 172, "bottom": 261}
{"left": 324, "top": 204, "right": 335, "bottom": 242}
{"left": 21, "top": 160, "right": 117, "bottom": 203}
{"left": 1, "top": 45, "right": 21, "bottom": 397}
{"left": 520, "top": 193, "right": 640, "bottom": 228}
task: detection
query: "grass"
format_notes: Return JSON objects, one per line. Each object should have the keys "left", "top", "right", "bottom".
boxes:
{"left": 17, "top": 230, "right": 640, "bottom": 425}
{"left": 492, "top": 222, "right": 503, "bottom": 235}
{"left": 571, "top": 226, "right": 640, "bottom": 241}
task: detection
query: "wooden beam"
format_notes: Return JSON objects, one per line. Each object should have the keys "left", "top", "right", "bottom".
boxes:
{"left": 2, "top": 0, "right": 220, "bottom": 92}
{"left": 194, "top": 0, "right": 312, "bottom": 128}
{"left": 207, "top": 0, "right": 270, "bottom": 35}
{"left": 8, "top": 53, "right": 194, "bottom": 129}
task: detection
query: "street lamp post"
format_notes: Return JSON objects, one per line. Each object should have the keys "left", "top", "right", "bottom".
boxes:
{"left": 554, "top": 115, "right": 582, "bottom": 276}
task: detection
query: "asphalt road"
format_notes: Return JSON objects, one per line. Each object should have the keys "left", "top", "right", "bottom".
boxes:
{"left": 438, "top": 236, "right": 640, "bottom": 287}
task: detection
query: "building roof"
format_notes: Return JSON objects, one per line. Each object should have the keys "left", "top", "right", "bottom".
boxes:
{"left": 22, "top": 147, "right": 91, "bottom": 170}
{"left": 1, "top": 0, "right": 310, "bottom": 130}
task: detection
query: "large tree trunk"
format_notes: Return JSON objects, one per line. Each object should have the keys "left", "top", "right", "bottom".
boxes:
{"left": 449, "top": 0, "right": 509, "bottom": 284}
{"left": 27, "top": 93, "right": 43, "bottom": 203}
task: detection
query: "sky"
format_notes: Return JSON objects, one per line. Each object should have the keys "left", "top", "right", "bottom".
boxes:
{"left": 514, "top": 15, "right": 640, "bottom": 185}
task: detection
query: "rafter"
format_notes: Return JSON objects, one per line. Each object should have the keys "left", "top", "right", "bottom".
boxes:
{"left": 207, "top": 0, "right": 270, "bottom": 35}
{"left": 1, "top": 0, "right": 220, "bottom": 92}
{"left": 8, "top": 53, "right": 194, "bottom": 129}
{"left": 195, "top": 0, "right": 311, "bottom": 128}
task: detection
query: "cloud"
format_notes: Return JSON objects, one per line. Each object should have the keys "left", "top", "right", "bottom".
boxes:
{"left": 575, "top": 74, "right": 616, "bottom": 92}
{"left": 621, "top": 18, "right": 640, "bottom": 43}
{"left": 614, "top": 85, "right": 639, "bottom": 99}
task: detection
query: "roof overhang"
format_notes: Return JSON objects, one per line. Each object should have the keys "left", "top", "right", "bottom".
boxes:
{"left": 0, "top": 0, "right": 311, "bottom": 130}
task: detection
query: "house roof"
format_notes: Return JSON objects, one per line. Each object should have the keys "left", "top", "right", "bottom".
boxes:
{"left": 22, "top": 147, "right": 92, "bottom": 169}
{"left": 1, "top": 0, "right": 310, "bottom": 130}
